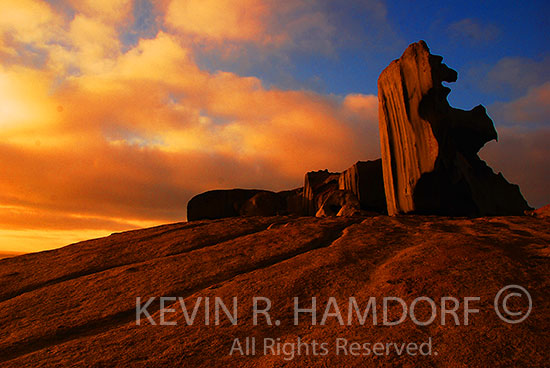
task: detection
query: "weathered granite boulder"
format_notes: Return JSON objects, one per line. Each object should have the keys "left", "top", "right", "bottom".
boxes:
{"left": 277, "top": 188, "right": 305, "bottom": 216}
{"left": 187, "top": 189, "right": 271, "bottom": 221}
{"left": 240, "top": 191, "right": 285, "bottom": 216}
{"left": 315, "top": 190, "right": 361, "bottom": 217}
{"left": 188, "top": 188, "right": 306, "bottom": 220}
{"left": 302, "top": 170, "right": 340, "bottom": 216}
{"left": 526, "top": 204, "right": 550, "bottom": 218}
{"left": 378, "top": 40, "right": 531, "bottom": 216}
{"left": 339, "top": 160, "right": 386, "bottom": 213}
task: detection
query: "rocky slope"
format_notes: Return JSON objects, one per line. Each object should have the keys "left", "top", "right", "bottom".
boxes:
{"left": 0, "top": 215, "right": 549, "bottom": 367}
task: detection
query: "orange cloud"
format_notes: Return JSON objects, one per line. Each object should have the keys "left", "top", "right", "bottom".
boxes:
{"left": 0, "top": 0, "right": 60, "bottom": 45}
{"left": 482, "top": 81, "right": 550, "bottom": 208}
{"left": 480, "top": 126, "right": 550, "bottom": 208}
{"left": 0, "top": 21, "right": 379, "bottom": 252}
{"left": 163, "top": 0, "right": 336, "bottom": 53}
{"left": 0, "top": 66, "right": 59, "bottom": 143}
{"left": 165, "top": 0, "right": 271, "bottom": 43}
{"left": 65, "top": 0, "right": 132, "bottom": 24}
{"left": 491, "top": 82, "right": 550, "bottom": 124}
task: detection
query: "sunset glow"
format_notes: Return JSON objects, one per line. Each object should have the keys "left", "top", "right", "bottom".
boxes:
{"left": 1, "top": 0, "right": 548, "bottom": 252}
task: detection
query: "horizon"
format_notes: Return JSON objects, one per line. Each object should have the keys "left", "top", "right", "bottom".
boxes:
{"left": 1, "top": 0, "right": 549, "bottom": 253}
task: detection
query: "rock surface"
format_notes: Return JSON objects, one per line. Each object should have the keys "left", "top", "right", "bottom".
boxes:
{"left": 188, "top": 188, "right": 306, "bottom": 220}
{"left": 378, "top": 41, "right": 531, "bottom": 216}
{"left": 0, "top": 215, "right": 548, "bottom": 367}
{"left": 339, "top": 160, "right": 386, "bottom": 213}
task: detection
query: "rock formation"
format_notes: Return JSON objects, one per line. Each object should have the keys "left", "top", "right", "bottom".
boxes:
{"left": 187, "top": 188, "right": 306, "bottom": 220}
{"left": 378, "top": 40, "right": 531, "bottom": 216}
{"left": 187, "top": 41, "right": 530, "bottom": 220}
{"left": 339, "top": 160, "right": 386, "bottom": 213}
{"left": 187, "top": 189, "right": 270, "bottom": 221}
{"left": 277, "top": 188, "right": 305, "bottom": 216}
{"left": 302, "top": 169, "right": 340, "bottom": 216}
{"left": 315, "top": 189, "right": 361, "bottom": 217}
{"left": 527, "top": 204, "right": 550, "bottom": 218}
{"left": 240, "top": 191, "right": 285, "bottom": 217}
{"left": 187, "top": 161, "right": 387, "bottom": 221}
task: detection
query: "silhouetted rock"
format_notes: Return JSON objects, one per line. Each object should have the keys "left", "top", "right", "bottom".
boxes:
{"left": 339, "top": 160, "right": 386, "bottom": 213}
{"left": 277, "top": 188, "right": 305, "bottom": 216}
{"left": 187, "top": 161, "right": 390, "bottom": 220}
{"left": 240, "top": 191, "right": 285, "bottom": 216}
{"left": 303, "top": 169, "right": 340, "bottom": 215}
{"left": 378, "top": 40, "right": 531, "bottom": 216}
{"left": 188, "top": 188, "right": 307, "bottom": 220}
{"left": 187, "top": 189, "right": 271, "bottom": 221}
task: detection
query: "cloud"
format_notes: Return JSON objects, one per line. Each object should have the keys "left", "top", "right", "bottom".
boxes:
{"left": 0, "top": 0, "right": 65, "bottom": 68}
{"left": 163, "top": 0, "right": 338, "bottom": 49}
{"left": 0, "top": 17, "right": 380, "bottom": 252}
{"left": 480, "top": 56, "right": 550, "bottom": 99}
{"left": 448, "top": 18, "right": 500, "bottom": 44}
{"left": 65, "top": 0, "right": 133, "bottom": 24}
{"left": 62, "top": 14, "right": 121, "bottom": 73}
{"left": 0, "top": 0, "right": 59, "bottom": 44}
{"left": 165, "top": 0, "right": 272, "bottom": 43}
{"left": 490, "top": 82, "right": 550, "bottom": 125}
{"left": 163, "top": 0, "right": 402, "bottom": 101}
{"left": 163, "top": 0, "right": 396, "bottom": 63}
{"left": 480, "top": 126, "right": 550, "bottom": 208}
{"left": 482, "top": 81, "right": 550, "bottom": 208}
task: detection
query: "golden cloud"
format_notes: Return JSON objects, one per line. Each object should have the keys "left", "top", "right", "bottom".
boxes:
{"left": 66, "top": 0, "right": 133, "bottom": 24}
{"left": 165, "top": 0, "right": 271, "bottom": 43}
{"left": 0, "top": 9, "right": 379, "bottom": 252}
{"left": 491, "top": 82, "right": 550, "bottom": 124}
{"left": 163, "top": 0, "right": 335, "bottom": 52}
{"left": 0, "top": 0, "right": 59, "bottom": 45}
{"left": 480, "top": 126, "right": 550, "bottom": 209}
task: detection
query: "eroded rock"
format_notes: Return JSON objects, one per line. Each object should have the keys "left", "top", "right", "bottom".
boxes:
{"left": 187, "top": 189, "right": 270, "bottom": 221}
{"left": 303, "top": 169, "right": 340, "bottom": 216}
{"left": 339, "top": 160, "right": 386, "bottom": 213}
{"left": 188, "top": 188, "right": 307, "bottom": 220}
{"left": 277, "top": 188, "right": 305, "bottom": 216}
{"left": 240, "top": 191, "right": 285, "bottom": 216}
{"left": 526, "top": 204, "right": 550, "bottom": 218}
{"left": 315, "top": 189, "right": 361, "bottom": 217}
{"left": 378, "top": 40, "right": 531, "bottom": 216}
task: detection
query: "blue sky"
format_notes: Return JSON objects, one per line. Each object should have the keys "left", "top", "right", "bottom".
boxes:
{"left": 117, "top": 0, "right": 550, "bottom": 112}
{"left": 194, "top": 0, "right": 550, "bottom": 109}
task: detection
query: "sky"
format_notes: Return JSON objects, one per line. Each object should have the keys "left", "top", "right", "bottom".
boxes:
{"left": 0, "top": 0, "right": 548, "bottom": 253}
